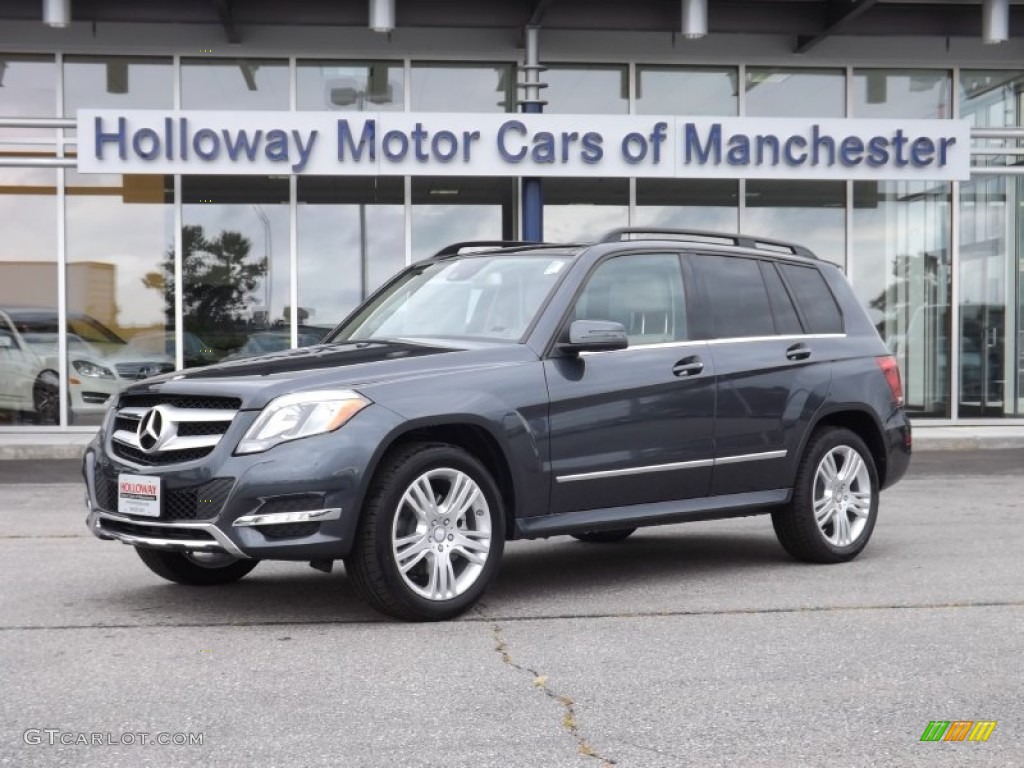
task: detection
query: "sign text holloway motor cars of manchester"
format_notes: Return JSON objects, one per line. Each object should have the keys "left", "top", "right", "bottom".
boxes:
{"left": 77, "top": 110, "right": 971, "bottom": 181}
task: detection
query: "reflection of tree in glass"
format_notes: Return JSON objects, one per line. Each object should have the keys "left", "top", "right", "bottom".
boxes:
{"left": 143, "top": 225, "right": 268, "bottom": 335}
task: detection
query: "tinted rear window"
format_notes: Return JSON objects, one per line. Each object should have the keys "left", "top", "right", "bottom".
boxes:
{"left": 761, "top": 263, "right": 803, "bottom": 335}
{"left": 779, "top": 264, "right": 843, "bottom": 334}
{"left": 696, "top": 255, "right": 774, "bottom": 339}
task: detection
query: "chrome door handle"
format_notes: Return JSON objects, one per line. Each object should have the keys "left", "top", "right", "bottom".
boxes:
{"left": 672, "top": 356, "right": 704, "bottom": 377}
{"left": 786, "top": 343, "right": 812, "bottom": 361}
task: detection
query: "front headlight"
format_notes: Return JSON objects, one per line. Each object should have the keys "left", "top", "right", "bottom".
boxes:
{"left": 73, "top": 359, "right": 115, "bottom": 379}
{"left": 235, "top": 389, "right": 371, "bottom": 455}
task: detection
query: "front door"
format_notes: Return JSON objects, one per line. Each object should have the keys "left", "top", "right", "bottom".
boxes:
{"left": 545, "top": 252, "right": 715, "bottom": 514}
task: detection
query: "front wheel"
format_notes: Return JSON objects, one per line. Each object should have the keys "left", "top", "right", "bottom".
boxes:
{"left": 772, "top": 428, "right": 879, "bottom": 564}
{"left": 135, "top": 548, "right": 258, "bottom": 585}
{"left": 345, "top": 442, "right": 505, "bottom": 621}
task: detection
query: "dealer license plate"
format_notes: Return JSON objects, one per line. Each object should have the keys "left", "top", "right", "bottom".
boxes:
{"left": 117, "top": 474, "right": 162, "bottom": 518}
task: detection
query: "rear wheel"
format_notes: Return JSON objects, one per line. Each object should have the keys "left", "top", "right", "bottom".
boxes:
{"left": 772, "top": 427, "right": 878, "bottom": 564}
{"left": 571, "top": 528, "right": 637, "bottom": 543}
{"left": 345, "top": 442, "right": 505, "bottom": 621}
{"left": 135, "top": 548, "right": 258, "bottom": 585}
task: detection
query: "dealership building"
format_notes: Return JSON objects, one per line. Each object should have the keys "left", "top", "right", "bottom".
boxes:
{"left": 0, "top": 0, "right": 1022, "bottom": 444}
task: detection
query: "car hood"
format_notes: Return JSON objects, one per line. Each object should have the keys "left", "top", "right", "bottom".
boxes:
{"left": 119, "top": 339, "right": 538, "bottom": 410}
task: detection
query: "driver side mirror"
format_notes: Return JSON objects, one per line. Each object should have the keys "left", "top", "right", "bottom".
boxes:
{"left": 558, "top": 320, "right": 629, "bottom": 355}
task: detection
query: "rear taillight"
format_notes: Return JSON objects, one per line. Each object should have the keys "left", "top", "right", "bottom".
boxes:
{"left": 876, "top": 355, "right": 904, "bottom": 407}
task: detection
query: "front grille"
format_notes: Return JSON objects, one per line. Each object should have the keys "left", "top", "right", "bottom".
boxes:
{"left": 101, "top": 518, "right": 217, "bottom": 542}
{"left": 260, "top": 522, "right": 321, "bottom": 539}
{"left": 94, "top": 471, "right": 234, "bottom": 521}
{"left": 113, "top": 443, "right": 215, "bottom": 466}
{"left": 118, "top": 394, "right": 241, "bottom": 410}
{"left": 109, "top": 393, "right": 239, "bottom": 466}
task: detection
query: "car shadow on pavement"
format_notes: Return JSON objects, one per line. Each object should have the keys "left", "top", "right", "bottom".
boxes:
{"left": 96, "top": 526, "right": 792, "bottom": 625}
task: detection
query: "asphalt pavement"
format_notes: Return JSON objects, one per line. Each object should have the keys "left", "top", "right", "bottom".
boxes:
{"left": 1, "top": 452, "right": 1021, "bottom": 767}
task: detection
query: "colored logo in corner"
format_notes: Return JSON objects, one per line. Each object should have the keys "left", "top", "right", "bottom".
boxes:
{"left": 920, "top": 721, "right": 997, "bottom": 742}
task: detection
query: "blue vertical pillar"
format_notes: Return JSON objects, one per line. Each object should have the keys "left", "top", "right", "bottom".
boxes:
{"left": 520, "top": 26, "right": 545, "bottom": 242}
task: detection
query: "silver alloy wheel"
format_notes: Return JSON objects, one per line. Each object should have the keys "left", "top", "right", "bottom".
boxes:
{"left": 391, "top": 467, "right": 492, "bottom": 601}
{"left": 184, "top": 551, "right": 239, "bottom": 569}
{"left": 813, "top": 445, "right": 873, "bottom": 547}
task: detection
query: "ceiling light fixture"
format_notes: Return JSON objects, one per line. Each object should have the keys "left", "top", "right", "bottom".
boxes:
{"left": 43, "top": 0, "right": 70, "bottom": 28}
{"left": 983, "top": 0, "right": 1009, "bottom": 44}
{"left": 369, "top": 0, "right": 395, "bottom": 33}
{"left": 681, "top": 0, "right": 708, "bottom": 39}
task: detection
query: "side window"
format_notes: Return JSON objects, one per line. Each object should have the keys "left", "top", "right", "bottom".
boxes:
{"left": 695, "top": 255, "right": 774, "bottom": 339}
{"left": 573, "top": 253, "right": 687, "bottom": 346}
{"left": 761, "top": 263, "right": 804, "bottom": 335}
{"left": 779, "top": 264, "right": 844, "bottom": 334}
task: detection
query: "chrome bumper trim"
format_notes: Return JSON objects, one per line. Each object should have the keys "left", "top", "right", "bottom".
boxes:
{"left": 86, "top": 508, "right": 249, "bottom": 559}
{"left": 232, "top": 507, "right": 342, "bottom": 528}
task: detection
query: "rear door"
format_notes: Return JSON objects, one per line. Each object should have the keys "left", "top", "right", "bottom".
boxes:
{"left": 689, "top": 254, "right": 836, "bottom": 496}
{"left": 545, "top": 251, "right": 715, "bottom": 514}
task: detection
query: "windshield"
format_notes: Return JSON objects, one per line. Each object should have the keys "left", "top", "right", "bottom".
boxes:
{"left": 332, "top": 254, "right": 571, "bottom": 343}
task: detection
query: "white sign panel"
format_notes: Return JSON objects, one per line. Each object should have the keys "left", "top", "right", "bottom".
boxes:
{"left": 78, "top": 110, "right": 971, "bottom": 181}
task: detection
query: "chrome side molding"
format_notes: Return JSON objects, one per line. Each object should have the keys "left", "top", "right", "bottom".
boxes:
{"left": 232, "top": 507, "right": 342, "bottom": 528}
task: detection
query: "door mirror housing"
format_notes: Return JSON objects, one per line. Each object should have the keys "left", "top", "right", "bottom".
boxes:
{"left": 559, "top": 320, "right": 629, "bottom": 354}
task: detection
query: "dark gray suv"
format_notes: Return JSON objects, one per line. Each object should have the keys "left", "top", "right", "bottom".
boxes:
{"left": 83, "top": 229, "right": 911, "bottom": 621}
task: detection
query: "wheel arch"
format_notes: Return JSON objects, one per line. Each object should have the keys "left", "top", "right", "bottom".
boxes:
{"left": 363, "top": 419, "right": 521, "bottom": 542}
{"left": 802, "top": 407, "right": 889, "bottom": 487}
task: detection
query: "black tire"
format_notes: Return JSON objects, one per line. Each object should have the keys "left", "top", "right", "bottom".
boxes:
{"left": 772, "top": 427, "right": 879, "bottom": 564}
{"left": 135, "top": 547, "right": 258, "bottom": 585}
{"left": 33, "top": 371, "right": 59, "bottom": 425}
{"left": 571, "top": 528, "right": 637, "bottom": 543}
{"left": 345, "top": 442, "right": 506, "bottom": 622}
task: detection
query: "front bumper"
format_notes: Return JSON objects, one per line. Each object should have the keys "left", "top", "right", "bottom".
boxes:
{"left": 83, "top": 404, "right": 403, "bottom": 560}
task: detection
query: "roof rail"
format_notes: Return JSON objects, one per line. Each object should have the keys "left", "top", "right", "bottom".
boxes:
{"left": 597, "top": 228, "right": 817, "bottom": 259}
{"left": 430, "top": 240, "right": 546, "bottom": 259}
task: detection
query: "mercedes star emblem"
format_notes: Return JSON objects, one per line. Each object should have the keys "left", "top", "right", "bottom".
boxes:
{"left": 136, "top": 406, "right": 168, "bottom": 452}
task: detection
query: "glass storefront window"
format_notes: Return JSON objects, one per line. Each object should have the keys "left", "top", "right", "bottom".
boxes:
{"left": 181, "top": 58, "right": 290, "bottom": 110}
{"left": 62, "top": 56, "right": 173, "bottom": 137}
{"left": 744, "top": 181, "right": 846, "bottom": 267}
{"left": 297, "top": 177, "right": 404, "bottom": 336}
{"left": 852, "top": 181, "right": 952, "bottom": 418}
{"left": 543, "top": 178, "right": 628, "bottom": 241}
{"left": 0, "top": 167, "right": 58, "bottom": 426}
{"left": 544, "top": 65, "right": 628, "bottom": 114}
{"left": 745, "top": 67, "right": 844, "bottom": 117}
{"left": 852, "top": 69, "right": 951, "bottom": 119}
{"left": 635, "top": 179, "right": 738, "bottom": 232}
{"left": 959, "top": 70, "right": 1024, "bottom": 417}
{"left": 65, "top": 171, "right": 174, "bottom": 423}
{"left": 297, "top": 60, "right": 403, "bottom": 111}
{"left": 411, "top": 177, "right": 515, "bottom": 261}
{"left": 636, "top": 66, "right": 737, "bottom": 116}
{"left": 180, "top": 177, "right": 290, "bottom": 366}
{"left": 0, "top": 55, "right": 56, "bottom": 139}
{"left": 411, "top": 63, "right": 515, "bottom": 113}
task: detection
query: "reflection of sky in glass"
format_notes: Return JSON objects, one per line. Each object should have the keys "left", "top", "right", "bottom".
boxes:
{"left": 852, "top": 69, "right": 951, "bottom": 119}
{"left": 412, "top": 206, "right": 502, "bottom": 261}
{"left": 746, "top": 69, "right": 844, "bottom": 117}
{"left": 636, "top": 68, "right": 737, "bottom": 116}
{"left": 63, "top": 57, "right": 173, "bottom": 117}
{"left": 634, "top": 206, "right": 738, "bottom": 232}
{"left": 183, "top": 203, "right": 290, "bottom": 324}
{"left": 546, "top": 67, "right": 628, "bottom": 115}
{"left": 0, "top": 56, "right": 56, "bottom": 139}
{"left": 65, "top": 182, "right": 173, "bottom": 330}
{"left": 298, "top": 204, "right": 404, "bottom": 328}
{"left": 297, "top": 62, "right": 404, "bottom": 111}
{"left": 411, "top": 65, "right": 513, "bottom": 113}
{"left": 545, "top": 205, "right": 628, "bottom": 242}
{"left": 0, "top": 168, "right": 57, "bottom": 263}
{"left": 181, "top": 59, "right": 289, "bottom": 110}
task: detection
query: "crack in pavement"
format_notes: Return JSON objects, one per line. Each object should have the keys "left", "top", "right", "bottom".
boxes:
{"left": 476, "top": 603, "right": 616, "bottom": 767}
{"left": 0, "top": 599, "right": 1020, "bottom": 632}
